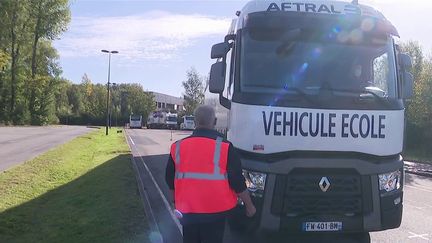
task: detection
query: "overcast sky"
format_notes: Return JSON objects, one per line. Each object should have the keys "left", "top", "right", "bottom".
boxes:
{"left": 54, "top": 0, "right": 432, "bottom": 97}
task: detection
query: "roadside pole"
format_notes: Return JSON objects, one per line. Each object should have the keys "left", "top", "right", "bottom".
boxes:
{"left": 101, "top": 49, "right": 119, "bottom": 135}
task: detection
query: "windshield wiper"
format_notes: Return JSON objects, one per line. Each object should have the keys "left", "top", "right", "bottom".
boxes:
{"left": 322, "top": 87, "right": 386, "bottom": 99}
{"left": 282, "top": 86, "right": 308, "bottom": 96}
{"left": 278, "top": 86, "right": 318, "bottom": 105}
{"left": 246, "top": 84, "right": 316, "bottom": 104}
{"left": 318, "top": 85, "right": 391, "bottom": 108}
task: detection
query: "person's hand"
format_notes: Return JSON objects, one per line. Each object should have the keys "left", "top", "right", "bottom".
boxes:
{"left": 245, "top": 204, "right": 256, "bottom": 217}
{"left": 237, "top": 190, "right": 256, "bottom": 217}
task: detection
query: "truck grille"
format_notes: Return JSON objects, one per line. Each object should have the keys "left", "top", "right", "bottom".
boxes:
{"left": 283, "top": 198, "right": 362, "bottom": 215}
{"left": 287, "top": 176, "right": 361, "bottom": 195}
{"left": 271, "top": 169, "right": 371, "bottom": 216}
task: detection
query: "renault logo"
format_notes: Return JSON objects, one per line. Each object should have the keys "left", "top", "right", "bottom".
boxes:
{"left": 319, "top": 177, "right": 331, "bottom": 192}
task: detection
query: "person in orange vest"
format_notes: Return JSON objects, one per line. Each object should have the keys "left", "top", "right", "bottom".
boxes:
{"left": 165, "top": 105, "right": 256, "bottom": 243}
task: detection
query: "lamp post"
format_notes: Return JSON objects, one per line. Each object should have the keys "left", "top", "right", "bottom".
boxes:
{"left": 101, "top": 49, "right": 119, "bottom": 135}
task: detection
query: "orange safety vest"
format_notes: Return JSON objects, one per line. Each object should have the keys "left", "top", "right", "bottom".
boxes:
{"left": 170, "top": 136, "right": 238, "bottom": 214}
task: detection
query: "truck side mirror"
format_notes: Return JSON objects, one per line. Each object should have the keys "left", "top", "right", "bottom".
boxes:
{"left": 398, "top": 54, "right": 414, "bottom": 99}
{"left": 211, "top": 42, "right": 230, "bottom": 59}
{"left": 402, "top": 72, "right": 414, "bottom": 99}
{"left": 209, "top": 62, "right": 226, "bottom": 94}
{"left": 399, "top": 53, "right": 412, "bottom": 70}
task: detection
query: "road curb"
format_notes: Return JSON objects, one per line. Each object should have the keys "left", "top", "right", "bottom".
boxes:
{"left": 404, "top": 161, "right": 432, "bottom": 178}
{"left": 405, "top": 170, "right": 432, "bottom": 178}
{"left": 124, "top": 131, "right": 164, "bottom": 243}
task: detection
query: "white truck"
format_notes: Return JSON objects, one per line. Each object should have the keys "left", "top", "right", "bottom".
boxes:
{"left": 180, "top": 115, "right": 195, "bottom": 130}
{"left": 166, "top": 113, "right": 179, "bottom": 130}
{"left": 129, "top": 115, "right": 142, "bottom": 129}
{"left": 209, "top": 0, "right": 413, "bottom": 235}
{"left": 147, "top": 111, "right": 167, "bottom": 129}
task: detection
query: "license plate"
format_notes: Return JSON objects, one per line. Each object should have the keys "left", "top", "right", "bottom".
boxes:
{"left": 303, "top": 222, "right": 343, "bottom": 232}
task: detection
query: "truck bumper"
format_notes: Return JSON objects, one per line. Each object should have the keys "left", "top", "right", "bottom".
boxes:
{"left": 167, "top": 124, "right": 178, "bottom": 129}
{"left": 233, "top": 155, "right": 404, "bottom": 233}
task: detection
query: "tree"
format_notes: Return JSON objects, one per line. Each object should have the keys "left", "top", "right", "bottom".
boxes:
{"left": 0, "top": 50, "right": 10, "bottom": 121}
{"left": 1, "top": 0, "right": 32, "bottom": 123}
{"left": 55, "top": 78, "right": 72, "bottom": 124}
{"left": 401, "top": 42, "right": 426, "bottom": 128}
{"left": 28, "top": 0, "right": 70, "bottom": 123}
{"left": 56, "top": 79, "right": 155, "bottom": 126}
{"left": 182, "top": 67, "right": 205, "bottom": 115}
{"left": 400, "top": 41, "right": 423, "bottom": 81}
{"left": 28, "top": 0, "right": 70, "bottom": 79}
{"left": 400, "top": 41, "right": 432, "bottom": 148}
{"left": 29, "top": 41, "right": 63, "bottom": 124}
{"left": 115, "top": 83, "right": 155, "bottom": 125}
{"left": 0, "top": 0, "right": 70, "bottom": 125}
{"left": 0, "top": 51, "right": 9, "bottom": 70}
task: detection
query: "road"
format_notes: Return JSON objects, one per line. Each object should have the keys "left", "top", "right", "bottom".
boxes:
{"left": 0, "top": 126, "right": 93, "bottom": 172}
{"left": 126, "top": 128, "right": 432, "bottom": 243}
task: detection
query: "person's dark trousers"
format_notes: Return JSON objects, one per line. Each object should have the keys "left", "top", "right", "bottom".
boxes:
{"left": 182, "top": 218, "right": 226, "bottom": 243}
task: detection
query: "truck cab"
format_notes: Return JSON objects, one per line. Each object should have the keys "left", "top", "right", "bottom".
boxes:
{"left": 209, "top": 0, "right": 413, "bottom": 234}
{"left": 180, "top": 115, "right": 196, "bottom": 130}
{"left": 166, "top": 113, "right": 179, "bottom": 130}
{"left": 147, "top": 111, "right": 167, "bottom": 129}
{"left": 129, "top": 115, "right": 142, "bottom": 129}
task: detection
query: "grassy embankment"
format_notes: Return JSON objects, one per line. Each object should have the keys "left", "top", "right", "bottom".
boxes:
{"left": 0, "top": 128, "right": 149, "bottom": 242}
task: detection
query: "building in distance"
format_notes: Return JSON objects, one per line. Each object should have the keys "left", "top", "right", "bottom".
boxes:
{"left": 150, "top": 92, "right": 184, "bottom": 112}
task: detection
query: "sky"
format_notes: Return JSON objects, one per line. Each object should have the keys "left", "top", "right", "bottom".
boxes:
{"left": 53, "top": 0, "right": 432, "bottom": 97}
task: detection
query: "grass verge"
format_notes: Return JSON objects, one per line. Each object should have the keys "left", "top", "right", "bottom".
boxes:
{"left": 0, "top": 128, "right": 149, "bottom": 243}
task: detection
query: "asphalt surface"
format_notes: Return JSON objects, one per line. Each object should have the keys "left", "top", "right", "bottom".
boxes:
{"left": 0, "top": 126, "right": 93, "bottom": 172}
{"left": 126, "top": 128, "right": 432, "bottom": 243}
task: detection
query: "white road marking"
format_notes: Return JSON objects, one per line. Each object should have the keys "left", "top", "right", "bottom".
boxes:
{"left": 137, "top": 155, "right": 183, "bottom": 234}
{"left": 405, "top": 185, "right": 432, "bottom": 193}
{"left": 126, "top": 131, "right": 183, "bottom": 235}
{"left": 131, "top": 157, "right": 163, "bottom": 242}
{"left": 408, "top": 231, "right": 430, "bottom": 241}
{"left": 124, "top": 132, "right": 163, "bottom": 242}
{"left": 129, "top": 137, "right": 135, "bottom": 145}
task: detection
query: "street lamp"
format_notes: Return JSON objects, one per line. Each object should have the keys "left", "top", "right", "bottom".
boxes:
{"left": 101, "top": 49, "right": 119, "bottom": 135}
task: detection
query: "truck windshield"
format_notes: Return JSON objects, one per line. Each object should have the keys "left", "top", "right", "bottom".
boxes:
{"left": 167, "top": 116, "right": 177, "bottom": 122}
{"left": 239, "top": 27, "right": 397, "bottom": 98}
{"left": 130, "top": 116, "right": 141, "bottom": 121}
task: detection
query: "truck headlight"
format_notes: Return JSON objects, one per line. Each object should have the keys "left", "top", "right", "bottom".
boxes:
{"left": 379, "top": 170, "right": 401, "bottom": 193}
{"left": 242, "top": 170, "right": 266, "bottom": 195}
